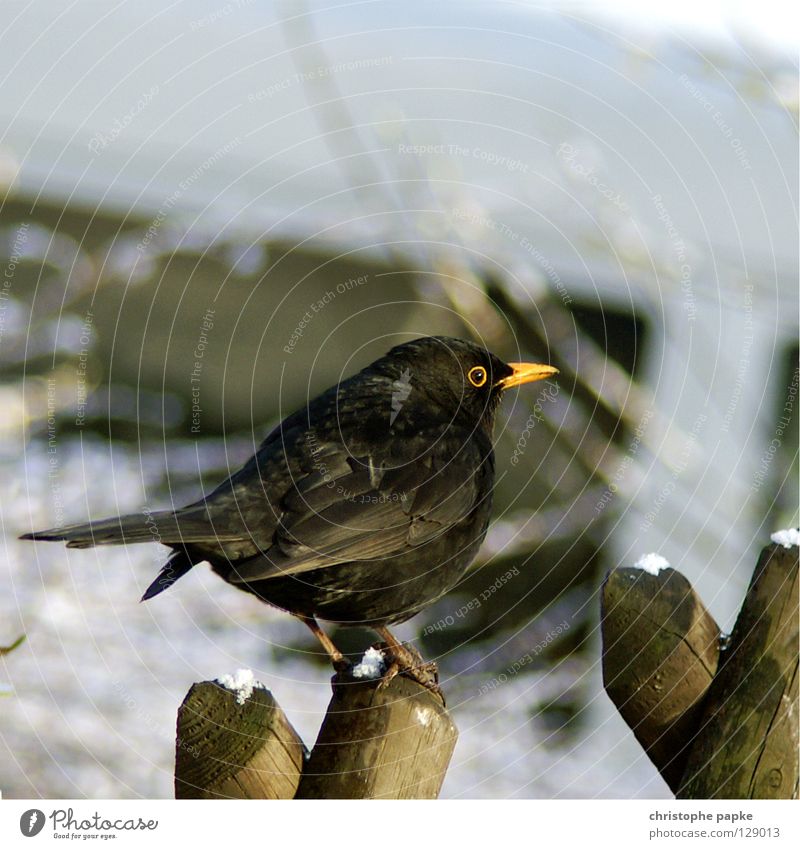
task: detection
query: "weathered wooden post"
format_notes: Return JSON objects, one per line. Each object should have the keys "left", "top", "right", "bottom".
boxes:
{"left": 601, "top": 534, "right": 799, "bottom": 799}
{"left": 296, "top": 675, "right": 457, "bottom": 799}
{"left": 175, "top": 662, "right": 458, "bottom": 799}
{"left": 601, "top": 565, "right": 720, "bottom": 791}
{"left": 678, "top": 540, "right": 798, "bottom": 798}
{"left": 175, "top": 675, "right": 306, "bottom": 799}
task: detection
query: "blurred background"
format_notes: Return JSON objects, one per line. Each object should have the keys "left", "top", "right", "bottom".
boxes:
{"left": 1, "top": 0, "right": 797, "bottom": 798}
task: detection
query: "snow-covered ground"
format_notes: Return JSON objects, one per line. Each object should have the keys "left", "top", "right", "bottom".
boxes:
{"left": 1, "top": 437, "right": 668, "bottom": 799}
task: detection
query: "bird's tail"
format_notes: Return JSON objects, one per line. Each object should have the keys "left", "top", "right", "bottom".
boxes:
{"left": 19, "top": 508, "right": 228, "bottom": 549}
{"left": 20, "top": 507, "right": 252, "bottom": 601}
{"left": 20, "top": 510, "right": 224, "bottom": 602}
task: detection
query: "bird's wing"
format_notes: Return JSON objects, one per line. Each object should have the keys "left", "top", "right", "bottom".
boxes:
{"left": 228, "top": 434, "right": 490, "bottom": 583}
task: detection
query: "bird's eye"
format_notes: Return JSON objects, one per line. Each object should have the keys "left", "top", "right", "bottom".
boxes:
{"left": 468, "top": 366, "right": 488, "bottom": 388}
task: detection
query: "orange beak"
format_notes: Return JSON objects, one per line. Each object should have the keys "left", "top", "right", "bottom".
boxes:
{"left": 498, "top": 362, "right": 559, "bottom": 390}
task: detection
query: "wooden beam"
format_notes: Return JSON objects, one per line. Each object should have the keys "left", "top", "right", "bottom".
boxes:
{"left": 174, "top": 680, "right": 306, "bottom": 799}
{"left": 601, "top": 566, "right": 720, "bottom": 792}
{"left": 296, "top": 675, "right": 458, "bottom": 799}
{"left": 679, "top": 542, "right": 799, "bottom": 799}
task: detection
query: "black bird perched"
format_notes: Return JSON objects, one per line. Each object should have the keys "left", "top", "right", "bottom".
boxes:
{"left": 22, "top": 336, "right": 557, "bottom": 690}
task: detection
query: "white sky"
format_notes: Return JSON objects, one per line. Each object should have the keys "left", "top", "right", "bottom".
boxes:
{"left": 547, "top": 0, "right": 800, "bottom": 52}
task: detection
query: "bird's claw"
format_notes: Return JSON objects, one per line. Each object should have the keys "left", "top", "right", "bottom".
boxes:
{"left": 374, "top": 641, "right": 444, "bottom": 704}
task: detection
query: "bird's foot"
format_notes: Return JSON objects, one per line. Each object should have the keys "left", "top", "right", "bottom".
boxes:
{"left": 332, "top": 655, "right": 353, "bottom": 675}
{"left": 374, "top": 641, "right": 444, "bottom": 704}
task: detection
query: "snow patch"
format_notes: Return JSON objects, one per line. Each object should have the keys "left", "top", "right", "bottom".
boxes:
{"left": 633, "top": 552, "right": 670, "bottom": 575}
{"left": 414, "top": 705, "right": 435, "bottom": 727}
{"left": 216, "top": 668, "right": 260, "bottom": 705}
{"left": 770, "top": 528, "right": 800, "bottom": 549}
{"left": 351, "top": 647, "right": 386, "bottom": 680}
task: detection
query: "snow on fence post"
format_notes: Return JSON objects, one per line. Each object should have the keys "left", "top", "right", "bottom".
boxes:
{"left": 601, "top": 536, "right": 799, "bottom": 799}
{"left": 174, "top": 667, "right": 458, "bottom": 799}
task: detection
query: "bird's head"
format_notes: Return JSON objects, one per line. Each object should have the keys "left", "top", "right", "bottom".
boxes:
{"left": 377, "top": 336, "right": 559, "bottom": 432}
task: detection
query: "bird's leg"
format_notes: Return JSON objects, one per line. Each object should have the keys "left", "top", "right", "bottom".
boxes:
{"left": 296, "top": 615, "right": 351, "bottom": 673}
{"left": 373, "top": 625, "right": 442, "bottom": 700}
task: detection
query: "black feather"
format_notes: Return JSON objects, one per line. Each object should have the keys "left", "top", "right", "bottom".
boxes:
{"left": 140, "top": 550, "right": 195, "bottom": 601}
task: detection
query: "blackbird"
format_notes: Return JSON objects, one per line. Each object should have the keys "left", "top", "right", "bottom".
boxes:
{"left": 22, "top": 336, "right": 557, "bottom": 691}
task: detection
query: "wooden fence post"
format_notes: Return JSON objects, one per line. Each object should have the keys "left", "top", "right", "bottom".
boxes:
{"left": 678, "top": 541, "right": 799, "bottom": 798}
{"left": 175, "top": 669, "right": 458, "bottom": 799}
{"left": 601, "top": 537, "right": 799, "bottom": 799}
{"left": 296, "top": 675, "right": 457, "bottom": 799}
{"left": 601, "top": 566, "right": 720, "bottom": 792}
{"left": 174, "top": 680, "right": 306, "bottom": 799}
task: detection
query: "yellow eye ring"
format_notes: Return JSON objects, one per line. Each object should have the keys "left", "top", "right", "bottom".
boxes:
{"left": 468, "top": 366, "right": 488, "bottom": 387}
